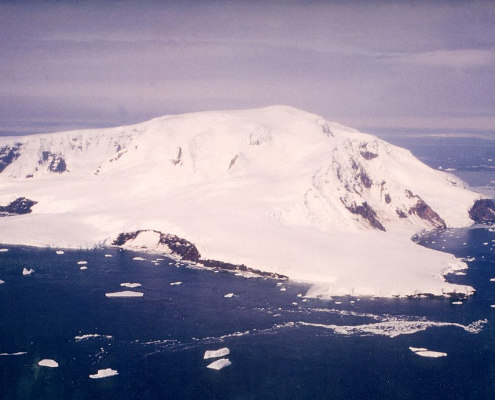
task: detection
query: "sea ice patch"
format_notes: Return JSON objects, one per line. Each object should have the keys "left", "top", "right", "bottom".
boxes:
{"left": 120, "top": 282, "right": 142, "bottom": 288}
{"left": 22, "top": 268, "right": 34, "bottom": 275}
{"left": 89, "top": 368, "right": 118, "bottom": 379}
{"left": 204, "top": 347, "right": 230, "bottom": 359}
{"left": 224, "top": 293, "right": 234, "bottom": 298}
{"left": 170, "top": 281, "right": 182, "bottom": 286}
{"left": 105, "top": 291, "right": 143, "bottom": 298}
{"left": 104, "top": 254, "right": 112, "bottom": 258}
{"left": 55, "top": 250, "right": 64, "bottom": 255}
{"left": 77, "top": 261, "right": 88, "bottom": 265}
{"left": 0, "top": 249, "right": 8, "bottom": 252}
{"left": 38, "top": 359, "right": 58, "bottom": 368}
{"left": 132, "top": 256, "right": 146, "bottom": 261}
{"left": 0, "top": 352, "right": 27, "bottom": 356}
{"left": 0, "top": 279, "right": 4, "bottom": 284}
{"left": 206, "top": 358, "right": 232, "bottom": 370}
{"left": 80, "top": 266, "right": 88, "bottom": 270}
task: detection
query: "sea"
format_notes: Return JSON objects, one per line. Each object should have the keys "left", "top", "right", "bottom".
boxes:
{"left": 0, "top": 134, "right": 494, "bottom": 400}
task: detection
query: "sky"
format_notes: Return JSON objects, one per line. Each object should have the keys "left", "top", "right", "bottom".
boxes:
{"left": 1, "top": 0, "right": 494, "bottom": 136}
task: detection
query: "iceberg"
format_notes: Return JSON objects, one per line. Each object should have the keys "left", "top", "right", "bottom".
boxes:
{"left": 170, "top": 282, "right": 182, "bottom": 286}
{"left": 0, "top": 279, "right": 4, "bottom": 284}
{"left": 75, "top": 334, "right": 113, "bottom": 341}
{"left": 204, "top": 347, "right": 230, "bottom": 360}
{"left": 132, "top": 256, "right": 146, "bottom": 261}
{"left": 55, "top": 250, "right": 64, "bottom": 255}
{"left": 105, "top": 291, "right": 143, "bottom": 298}
{"left": 223, "top": 293, "right": 234, "bottom": 298}
{"left": 120, "top": 282, "right": 142, "bottom": 288}
{"left": 206, "top": 358, "right": 232, "bottom": 370}
{"left": 0, "top": 249, "right": 8, "bottom": 252}
{"left": 77, "top": 261, "right": 88, "bottom": 265}
{"left": 22, "top": 268, "right": 34, "bottom": 275}
{"left": 89, "top": 368, "right": 118, "bottom": 379}
{"left": 0, "top": 352, "right": 27, "bottom": 356}
{"left": 409, "top": 347, "right": 447, "bottom": 358}
{"left": 80, "top": 266, "right": 88, "bottom": 270}
{"left": 38, "top": 359, "right": 59, "bottom": 368}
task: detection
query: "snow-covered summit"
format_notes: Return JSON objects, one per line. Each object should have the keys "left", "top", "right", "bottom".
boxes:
{"left": 0, "top": 106, "right": 490, "bottom": 297}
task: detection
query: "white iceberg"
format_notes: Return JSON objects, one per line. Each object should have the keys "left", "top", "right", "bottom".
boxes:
{"left": 80, "top": 266, "right": 88, "bottom": 270}
{"left": 38, "top": 359, "right": 59, "bottom": 368}
{"left": 77, "top": 261, "right": 88, "bottom": 265}
{"left": 0, "top": 249, "right": 8, "bottom": 252}
{"left": 170, "top": 282, "right": 182, "bottom": 286}
{"left": 105, "top": 291, "right": 143, "bottom": 298}
{"left": 409, "top": 347, "right": 447, "bottom": 358}
{"left": 120, "top": 282, "right": 142, "bottom": 288}
{"left": 22, "top": 268, "right": 34, "bottom": 275}
{"left": 104, "top": 254, "right": 112, "bottom": 258}
{"left": 204, "top": 347, "right": 230, "bottom": 359}
{"left": 55, "top": 250, "right": 64, "bottom": 255}
{"left": 75, "top": 334, "right": 113, "bottom": 341}
{"left": 0, "top": 351, "right": 27, "bottom": 356}
{"left": 89, "top": 368, "right": 118, "bottom": 379}
{"left": 0, "top": 279, "right": 4, "bottom": 284}
{"left": 451, "top": 301, "right": 463, "bottom": 305}
{"left": 132, "top": 256, "right": 146, "bottom": 261}
{"left": 224, "top": 293, "right": 234, "bottom": 298}
{"left": 206, "top": 358, "right": 232, "bottom": 370}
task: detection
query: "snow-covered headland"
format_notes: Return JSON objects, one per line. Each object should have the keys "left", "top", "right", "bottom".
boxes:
{"left": 0, "top": 106, "right": 493, "bottom": 298}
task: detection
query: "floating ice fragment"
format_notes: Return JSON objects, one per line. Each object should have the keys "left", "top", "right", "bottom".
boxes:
{"left": 75, "top": 334, "right": 113, "bottom": 341}
{"left": 334, "top": 301, "right": 342, "bottom": 305}
{"left": 0, "top": 279, "right": 4, "bottom": 284}
{"left": 77, "top": 261, "right": 87, "bottom": 265}
{"left": 415, "top": 350, "right": 447, "bottom": 358}
{"left": 0, "top": 352, "right": 27, "bottom": 356}
{"left": 104, "top": 254, "right": 112, "bottom": 258}
{"left": 206, "top": 358, "right": 232, "bottom": 370}
{"left": 280, "top": 287, "right": 286, "bottom": 292}
{"left": 297, "top": 294, "right": 303, "bottom": 298}
{"left": 409, "top": 347, "right": 428, "bottom": 352}
{"left": 89, "top": 368, "right": 118, "bottom": 379}
{"left": 80, "top": 266, "right": 87, "bottom": 270}
{"left": 224, "top": 293, "right": 234, "bottom": 298}
{"left": 0, "top": 248, "right": 8, "bottom": 252}
{"left": 132, "top": 257, "right": 146, "bottom": 261}
{"left": 38, "top": 359, "right": 58, "bottom": 368}
{"left": 170, "top": 282, "right": 182, "bottom": 286}
{"left": 55, "top": 250, "right": 64, "bottom": 255}
{"left": 451, "top": 301, "right": 463, "bottom": 305}
{"left": 204, "top": 347, "right": 230, "bottom": 359}
{"left": 105, "top": 291, "right": 143, "bottom": 298}
{"left": 490, "top": 278, "right": 495, "bottom": 282}
{"left": 22, "top": 268, "right": 34, "bottom": 275}
{"left": 292, "top": 302, "right": 298, "bottom": 306}
{"left": 120, "top": 282, "right": 142, "bottom": 288}
{"left": 276, "top": 282, "right": 283, "bottom": 287}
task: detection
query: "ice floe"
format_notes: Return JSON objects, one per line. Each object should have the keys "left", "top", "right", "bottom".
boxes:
{"left": 490, "top": 278, "right": 495, "bottom": 282}
{"left": 75, "top": 334, "right": 113, "bottom": 341}
{"left": 409, "top": 347, "right": 447, "bottom": 358}
{"left": 105, "top": 291, "right": 143, "bottom": 298}
{"left": 89, "top": 368, "right": 118, "bottom": 379}
{"left": 55, "top": 250, "right": 64, "bottom": 255}
{"left": 280, "top": 287, "right": 286, "bottom": 292}
{"left": 120, "top": 282, "right": 142, "bottom": 288}
{"left": 132, "top": 257, "right": 146, "bottom": 261}
{"left": 22, "top": 268, "right": 34, "bottom": 275}
{"left": 0, "top": 352, "right": 27, "bottom": 356}
{"left": 170, "top": 282, "right": 182, "bottom": 286}
{"left": 38, "top": 359, "right": 59, "bottom": 368}
{"left": 451, "top": 301, "right": 463, "bottom": 305}
{"left": 224, "top": 293, "right": 234, "bottom": 298}
{"left": 0, "top": 248, "right": 8, "bottom": 252}
{"left": 104, "top": 254, "right": 112, "bottom": 258}
{"left": 80, "top": 266, "right": 88, "bottom": 270}
{"left": 206, "top": 358, "right": 232, "bottom": 370}
{"left": 0, "top": 279, "right": 4, "bottom": 284}
{"left": 77, "top": 261, "right": 88, "bottom": 265}
{"left": 204, "top": 347, "right": 230, "bottom": 359}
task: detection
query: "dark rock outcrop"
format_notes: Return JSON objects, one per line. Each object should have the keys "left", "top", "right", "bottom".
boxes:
{"left": 469, "top": 199, "right": 495, "bottom": 223}
{"left": 40, "top": 151, "right": 67, "bottom": 173}
{"left": 113, "top": 229, "right": 287, "bottom": 279}
{"left": 405, "top": 190, "right": 446, "bottom": 229}
{"left": 0, "top": 143, "right": 22, "bottom": 173}
{"left": 343, "top": 200, "right": 385, "bottom": 231}
{"left": 0, "top": 197, "right": 37, "bottom": 216}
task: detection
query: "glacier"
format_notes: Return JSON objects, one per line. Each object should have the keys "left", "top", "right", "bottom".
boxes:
{"left": 0, "top": 105, "right": 492, "bottom": 298}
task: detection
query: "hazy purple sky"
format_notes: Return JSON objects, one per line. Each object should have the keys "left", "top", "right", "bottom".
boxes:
{"left": 1, "top": 0, "right": 494, "bottom": 135}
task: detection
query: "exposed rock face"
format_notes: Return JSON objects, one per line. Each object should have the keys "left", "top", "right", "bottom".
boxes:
{"left": 343, "top": 200, "right": 386, "bottom": 231}
{"left": 469, "top": 199, "right": 495, "bottom": 223}
{"left": 0, "top": 143, "right": 22, "bottom": 173}
{"left": 40, "top": 151, "right": 67, "bottom": 173}
{"left": 0, "top": 197, "right": 37, "bottom": 215}
{"left": 113, "top": 229, "right": 287, "bottom": 279}
{"left": 405, "top": 190, "right": 446, "bottom": 229}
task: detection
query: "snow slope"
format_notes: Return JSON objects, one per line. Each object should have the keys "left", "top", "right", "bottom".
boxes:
{"left": 0, "top": 106, "right": 485, "bottom": 297}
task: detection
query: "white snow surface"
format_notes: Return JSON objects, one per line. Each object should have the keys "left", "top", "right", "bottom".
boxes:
{"left": 89, "top": 368, "right": 118, "bottom": 379}
{"left": 206, "top": 358, "right": 232, "bottom": 370}
{"left": 204, "top": 347, "right": 230, "bottom": 359}
{"left": 0, "top": 106, "right": 485, "bottom": 298}
{"left": 38, "top": 359, "right": 58, "bottom": 368}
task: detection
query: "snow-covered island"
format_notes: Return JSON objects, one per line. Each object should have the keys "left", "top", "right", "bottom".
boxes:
{"left": 0, "top": 106, "right": 493, "bottom": 298}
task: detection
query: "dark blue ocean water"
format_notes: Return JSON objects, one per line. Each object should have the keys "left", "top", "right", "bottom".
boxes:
{"left": 0, "top": 135, "right": 494, "bottom": 399}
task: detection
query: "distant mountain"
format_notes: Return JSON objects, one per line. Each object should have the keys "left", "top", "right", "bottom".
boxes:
{"left": 0, "top": 106, "right": 492, "bottom": 297}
